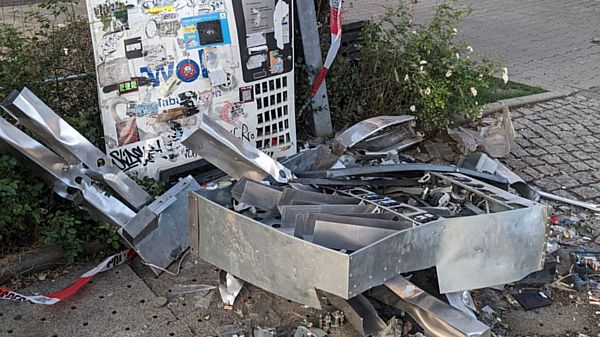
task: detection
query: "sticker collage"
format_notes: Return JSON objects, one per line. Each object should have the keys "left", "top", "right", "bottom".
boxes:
{"left": 86, "top": 0, "right": 296, "bottom": 178}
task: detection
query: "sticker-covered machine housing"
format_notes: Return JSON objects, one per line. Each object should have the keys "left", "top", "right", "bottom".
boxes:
{"left": 86, "top": 0, "right": 296, "bottom": 178}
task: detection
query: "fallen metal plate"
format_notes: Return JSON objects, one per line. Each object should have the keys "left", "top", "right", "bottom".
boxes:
{"left": 182, "top": 115, "right": 292, "bottom": 183}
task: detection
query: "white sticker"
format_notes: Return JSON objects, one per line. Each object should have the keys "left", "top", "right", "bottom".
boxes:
{"left": 209, "top": 67, "right": 228, "bottom": 86}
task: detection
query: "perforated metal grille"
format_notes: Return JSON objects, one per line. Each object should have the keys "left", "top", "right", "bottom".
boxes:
{"left": 252, "top": 74, "right": 295, "bottom": 157}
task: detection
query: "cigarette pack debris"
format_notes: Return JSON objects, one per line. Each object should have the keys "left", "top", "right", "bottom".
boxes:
{"left": 513, "top": 291, "right": 551, "bottom": 310}
{"left": 571, "top": 252, "right": 600, "bottom": 275}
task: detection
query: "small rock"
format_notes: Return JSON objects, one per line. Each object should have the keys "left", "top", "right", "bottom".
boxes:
{"left": 153, "top": 296, "right": 168, "bottom": 308}
{"left": 203, "top": 314, "right": 211, "bottom": 321}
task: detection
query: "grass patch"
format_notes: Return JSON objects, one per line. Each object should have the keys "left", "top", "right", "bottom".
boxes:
{"left": 478, "top": 77, "right": 546, "bottom": 105}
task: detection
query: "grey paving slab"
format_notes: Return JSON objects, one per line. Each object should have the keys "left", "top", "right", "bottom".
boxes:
{"left": 0, "top": 260, "right": 188, "bottom": 337}
{"left": 344, "top": 0, "right": 600, "bottom": 91}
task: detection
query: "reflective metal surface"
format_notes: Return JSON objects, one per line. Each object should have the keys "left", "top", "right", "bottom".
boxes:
{"left": 182, "top": 115, "right": 292, "bottom": 183}
{"left": 371, "top": 276, "right": 490, "bottom": 337}
{"left": 219, "top": 271, "right": 244, "bottom": 306}
{"left": 231, "top": 178, "right": 283, "bottom": 212}
{"left": 189, "top": 173, "right": 548, "bottom": 306}
{"left": 1, "top": 88, "right": 152, "bottom": 211}
{"left": 334, "top": 115, "right": 416, "bottom": 150}
{"left": 0, "top": 115, "right": 136, "bottom": 227}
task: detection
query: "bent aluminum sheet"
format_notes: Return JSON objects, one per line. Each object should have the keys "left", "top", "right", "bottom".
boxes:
{"left": 370, "top": 276, "right": 490, "bottom": 337}
{"left": 190, "top": 189, "right": 548, "bottom": 307}
{"left": 0, "top": 116, "right": 135, "bottom": 227}
{"left": 231, "top": 178, "right": 283, "bottom": 212}
{"left": 1, "top": 88, "right": 152, "bottom": 211}
{"left": 182, "top": 115, "right": 292, "bottom": 183}
{"left": 334, "top": 115, "right": 416, "bottom": 150}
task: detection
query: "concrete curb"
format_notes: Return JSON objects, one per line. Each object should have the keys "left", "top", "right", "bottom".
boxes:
{"left": 482, "top": 90, "right": 574, "bottom": 115}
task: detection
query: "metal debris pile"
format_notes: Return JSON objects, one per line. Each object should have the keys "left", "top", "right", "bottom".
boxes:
{"left": 0, "top": 89, "right": 556, "bottom": 336}
{"left": 184, "top": 114, "right": 551, "bottom": 337}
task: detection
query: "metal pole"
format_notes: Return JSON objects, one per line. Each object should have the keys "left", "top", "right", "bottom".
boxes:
{"left": 296, "top": 0, "right": 333, "bottom": 137}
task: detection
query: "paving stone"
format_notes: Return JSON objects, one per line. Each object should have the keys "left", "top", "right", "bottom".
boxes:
{"left": 516, "top": 137, "right": 533, "bottom": 147}
{"left": 551, "top": 174, "right": 581, "bottom": 189}
{"left": 561, "top": 144, "right": 579, "bottom": 152}
{"left": 510, "top": 146, "right": 529, "bottom": 158}
{"left": 584, "top": 159, "right": 600, "bottom": 169}
{"left": 520, "top": 129, "right": 539, "bottom": 139}
{"left": 555, "top": 163, "right": 578, "bottom": 174}
{"left": 534, "top": 165, "right": 560, "bottom": 176}
{"left": 540, "top": 154, "right": 563, "bottom": 165}
{"left": 571, "top": 171, "right": 600, "bottom": 184}
{"left": 532, "top": 178, "right": 561, "bottom": 192}
{"left": 571, "top": 161, "right": 591, "bottom": 172}
{"left": 522, "top": 167, "right": 544, "bottom": 180}
{"left": 577, "top": 143, "right": 599, "bottom": 153}
{"left": 514, "top": 170, "right": 534, "bottom": 183}
{"left": 502, "top": 157, "right": 528, "bottom": 170}
{"left": 523, "top": 156, "right": 546, "bottom": 167}
{"left": 526, "top": 148, "right": 548, "bottom": 156}
{"left": 544, "top": 145, "right": 565, "bottom": 154}
{"left": 572, "top": 151, "right": 592, "bottom": 160}
{"left": 571, "top": 186, "right": 600, "bottom": 200}
{"left": 550, "top": 189, "right": 577, "bottom": 200}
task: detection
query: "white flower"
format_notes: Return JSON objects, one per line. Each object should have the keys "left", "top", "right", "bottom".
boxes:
{"left": 452, "top": 28, "right": 458, "bottom": 35}
{"left": 470, "top": 87, "right": 478, "bottom": 97}
{"left": 467, "top": 46, "right": 473, "bottom": 52}
{"left": 502, "top": 67, "right": 509, "bottom": 84}
{"left": 456, "top": 53, "right": 460, "bottom": 60}
{"left": 419, "top": 65, "right": 424, "bottom": 72}
{"left": 404, "top": 74, "right": 410, "bottom": 82}
{"left": 63, "top": 48, "right": 69, "bottom": 55}
{"left": 446, "top": 69, "right": 453, "bottom": 77}
{"left": 412, "top": 30, "right": 417, "bottom": 35}
{"left": 410, "top": 105, "right": 416, "bottom": 112}
{"left": 419, "top": 60, "right": 427, "bottom": 65}
{"left": 424, "top": 87, "right": 431, "bottom": 95}
{"left": 475, "top": 101, "right": 479, "bottom": 106}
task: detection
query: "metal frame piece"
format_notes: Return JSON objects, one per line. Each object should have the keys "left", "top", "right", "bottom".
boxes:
{"left": 0, "top": 115, "right": 136, "bottom": 227}
{"left": 294, "top": 163, "right": 509, "bottom": 187}
{"left": 182, "top": 115, "right": 292, "bottom": 183}
{"left": 280, "top": 204, "right": 376, "bottom": 229}
{"left": 1, "top": 88, "right": 152, "bottom": 211}
{"left": 189, "top": 172, "right": 549, "bottom": 306}
{"left": 334, "top": 115, "right": 416, "bottom": 151}
{"left": 370, "top": 276, "right": 491, "bottom": 337}
{"left": 231, "top": 178, "right": 283, "bottom": 212}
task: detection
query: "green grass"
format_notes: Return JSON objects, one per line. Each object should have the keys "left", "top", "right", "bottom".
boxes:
{"left": 478, "top": 77, "right": 546, "bottom": 105}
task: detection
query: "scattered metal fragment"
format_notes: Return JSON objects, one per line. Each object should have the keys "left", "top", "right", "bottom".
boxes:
{"left": 182, "top": 115, "right": 292, "bottom": 183}
{"left": 170, "top": 284, "right": 216, "bottom": 296}
{"left": 536, "top": 190, "right": 600, "bottom": 212}
{"left": 324, "top": 293, "right": 386, "bottom": 336}
{"left": 231, "top": 178, "right": 284, "bottom": 212}
{"left": 370, "top": 276, "right": 491, "bottom": 337}
{"left": 219, "top": 271, "right": 244, "bottom": 306}
{"left": 446, "top": 291, "right": 477, "bottom": 319}
{"left": 333, "top": 115, "right": 418, "bottom": 152}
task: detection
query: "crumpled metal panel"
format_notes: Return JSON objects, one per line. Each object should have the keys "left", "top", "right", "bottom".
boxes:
{"left": 182, "top": 115, "right": 292, "bottom": 183}
{"left": 324, "top": 293, "right": 386, "bottom": 336}
{"left": 190, "top": 192, "right": 349, "bottom": 308}
{"left": 0, "top": 115, "right": 136, "bottom": 227}
{"left": 370, "top": 276, "right": 490, "bottom": 337}
{"left": 334, "top": 115, "right": 416, "bottom": 150}
{"left": 1, "top": 88, "right": 152, "bottom": 211}
{"left": 189, "top": 186, "right": 548, "bottom": 306}
{"left": 131, "top": 175, "right": 200, "bottom": 274}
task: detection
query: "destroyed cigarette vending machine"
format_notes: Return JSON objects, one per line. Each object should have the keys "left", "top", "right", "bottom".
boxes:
{"left": 86, "top": 0, "right": 296, "bottom": 178}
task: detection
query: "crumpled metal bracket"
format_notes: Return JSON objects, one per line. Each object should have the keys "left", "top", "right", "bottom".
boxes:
{"left": 2, "top": 88, "right": 152, "bottom": 211}
{"left": 333, "top": 115, "right": 418, "bottom": 152}
{"left": 182, "top": 115, "right": 292, "bottom": 183}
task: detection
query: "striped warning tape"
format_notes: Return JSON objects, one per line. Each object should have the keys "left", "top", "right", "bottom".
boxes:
{"left": 0, "top": 248, "right": 136, "bottom": 305}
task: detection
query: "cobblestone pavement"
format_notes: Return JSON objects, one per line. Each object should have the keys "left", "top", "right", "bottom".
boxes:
{"left": 500, "top": 92, "right": 600, "bottom": 202}
{"left": 345, "top": 0, "right": 600, "bottom": 92}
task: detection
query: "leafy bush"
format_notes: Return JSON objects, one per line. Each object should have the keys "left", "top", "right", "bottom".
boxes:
{"left": 0, "top": 1, "right": 125, "bottom": 259}
{"left": 309, "top": 0, "right": 501, "bottom": 132}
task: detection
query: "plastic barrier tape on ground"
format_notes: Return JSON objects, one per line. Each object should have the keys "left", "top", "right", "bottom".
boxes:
{"left": 0, "top": 248, "right": 136, "bottom": 305}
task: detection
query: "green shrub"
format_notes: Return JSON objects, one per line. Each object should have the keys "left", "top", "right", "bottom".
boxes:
{"left": 0, "top": 1, "right": 127, "bottom": 259}
{"left": 317, "top": 0, "right": 501, "bottom": 132}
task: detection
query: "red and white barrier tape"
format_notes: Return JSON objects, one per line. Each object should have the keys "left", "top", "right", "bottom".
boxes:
{"left": 310, "top": 0, "right": 343, "bottom": 97}
{"left": 0, "top": 248, "right": 136, "bottom": 305}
